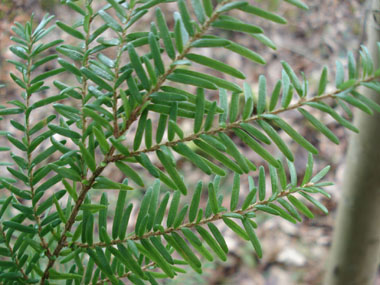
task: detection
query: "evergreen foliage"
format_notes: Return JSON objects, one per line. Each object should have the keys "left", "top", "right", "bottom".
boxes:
{"left": 0, "top": 0, "right": 379, "bottom": 283}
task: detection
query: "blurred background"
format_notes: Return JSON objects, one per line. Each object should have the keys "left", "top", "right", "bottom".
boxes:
{"left": 0, "top": 0, "right": 377, "bottom": 284}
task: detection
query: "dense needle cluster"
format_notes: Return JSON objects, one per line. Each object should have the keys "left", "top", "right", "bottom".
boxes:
{"left": 0, "top": 0, "right": 380, "bottom": 283}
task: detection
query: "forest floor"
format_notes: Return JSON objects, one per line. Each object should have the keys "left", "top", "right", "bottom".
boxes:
{"left": 0, "top": 0, "right": 379, "bottom": 284}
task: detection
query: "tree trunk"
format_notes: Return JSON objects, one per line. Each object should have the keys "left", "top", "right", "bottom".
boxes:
{"left": 324, "top": 1, "right": 380, "bottom": 284}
